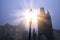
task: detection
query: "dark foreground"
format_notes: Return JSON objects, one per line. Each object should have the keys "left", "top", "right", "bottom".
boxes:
{"left": 0, "top": 24, "right": 60, "bottom": 40}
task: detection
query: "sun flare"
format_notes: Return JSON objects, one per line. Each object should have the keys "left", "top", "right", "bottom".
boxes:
{"left": 24, "top": 8, "right": 38, "bottom": 24}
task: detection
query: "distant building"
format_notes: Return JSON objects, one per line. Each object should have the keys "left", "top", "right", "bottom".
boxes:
{"left": 38, "top": 7, "right": 54, "bottom": 40}
{"left": 15, "top": 21, "right": 28, "bottom": 40}
{"left": 0, "top": 23, "right": 16, "bottom": 40}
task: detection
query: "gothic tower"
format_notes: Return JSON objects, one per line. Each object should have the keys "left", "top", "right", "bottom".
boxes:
{"left": 38, "top": 7, "right": 54, "bottom": 40}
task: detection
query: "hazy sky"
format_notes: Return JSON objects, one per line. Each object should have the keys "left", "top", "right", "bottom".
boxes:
{"left": 0, "top": 0, "right": 60, "bottom": 30}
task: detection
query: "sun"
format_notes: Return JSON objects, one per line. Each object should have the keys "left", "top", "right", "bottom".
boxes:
{"left": 24, "top": 8, "right": 38, "bottom": 24}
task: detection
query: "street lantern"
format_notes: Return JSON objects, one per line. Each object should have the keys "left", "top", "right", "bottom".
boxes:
{"left": 24, "top": 8, "right": 37, "bottom": 40}
{"left": 29, "top": 9, "right": 32, "bottom": 40}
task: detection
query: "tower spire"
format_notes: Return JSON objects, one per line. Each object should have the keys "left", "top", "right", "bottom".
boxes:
{"left": 40, "top": 7, "right": 45, "bottom": 14}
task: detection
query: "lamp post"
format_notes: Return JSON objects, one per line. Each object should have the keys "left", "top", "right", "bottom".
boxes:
{"left": 29, "top": 9, "right": 32, "bottom": 40}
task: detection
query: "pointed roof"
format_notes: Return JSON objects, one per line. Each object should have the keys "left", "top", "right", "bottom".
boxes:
{"left": 40, "top": 7, "right": 45, "bottom": 14}
{"left": 40, "top": 7, "right": 44, "bottom": 11}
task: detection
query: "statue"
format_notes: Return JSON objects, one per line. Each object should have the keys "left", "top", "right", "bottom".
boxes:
{"left": 32, "top": 29, "right": 37, "bottom": 40}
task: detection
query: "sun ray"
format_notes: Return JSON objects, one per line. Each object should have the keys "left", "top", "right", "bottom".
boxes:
{"left": 10, "top": 0, "right": 39, "bottom": 30}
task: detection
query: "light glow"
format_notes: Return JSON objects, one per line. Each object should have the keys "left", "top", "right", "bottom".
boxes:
{"left": 24, "top": 9, "right": 38, "bottom": 24}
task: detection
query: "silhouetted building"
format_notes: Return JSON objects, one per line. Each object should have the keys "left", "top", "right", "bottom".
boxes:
{"left": 0, "top": 23, "right": 16, "bottom": 40}
{"left": 38, "top": 7, "right": 54, "bottom": 40}
{"left": 0, "top": 22, "right": 28, "bottom": 40}
{"left": 15, "top": 21, "right": 28, "bottom": 40}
